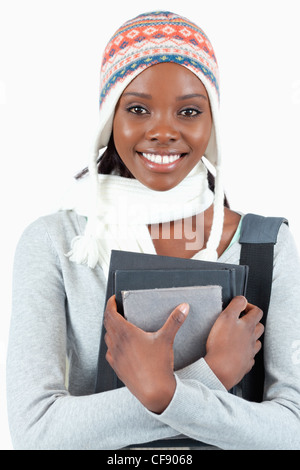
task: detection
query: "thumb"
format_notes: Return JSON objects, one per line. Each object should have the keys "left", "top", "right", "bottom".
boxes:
{"left": 221, "top": 295, "right": 248, "bottom": 319}
{"left": 160, "top": 303, "right": 190, "bottom": 343}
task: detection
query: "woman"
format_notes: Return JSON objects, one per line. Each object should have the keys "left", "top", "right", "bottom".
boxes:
{"left": 7, "top": 11, "right": 300, "bottom": 449}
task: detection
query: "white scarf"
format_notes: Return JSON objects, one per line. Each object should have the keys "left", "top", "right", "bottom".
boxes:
{"left": 62, "top": 161, "right": 222, "bottom": 278}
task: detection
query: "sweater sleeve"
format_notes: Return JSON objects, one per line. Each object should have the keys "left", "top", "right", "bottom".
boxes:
{"left": 6, "top": 219, "right": 176, "bottom": 450}
{"left": 6, "top": 217, "right": 223, "bottom": 450}
{"left": 147, "top": 224, "right": 300, "bottom": 450}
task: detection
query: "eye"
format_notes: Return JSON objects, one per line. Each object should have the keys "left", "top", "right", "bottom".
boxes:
{"left": 179, "top": 108, "right": 202, "bottom": 117}
{"left": 127, "top": 106, "right": 149, "bottom": 115}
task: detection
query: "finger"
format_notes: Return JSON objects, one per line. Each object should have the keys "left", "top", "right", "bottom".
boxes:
{"left": 104, "top": 332, "right": 112, "bottom": 348}
{"left": 103, "top": 295, "right": 117, "bottom": 326}
{"left": 104, "top": 295, "right": 127, "bottom": 331}
{"left": 105, "top": 295, "right": 117, "bottom": 310}
{"left": 160, "top": 303, "right": 189, "bottom": 343}
{"left": 105, "top": 350, "right": 113, "bottom": 367}
{"left": 255, "top": 322, "right": 265, "bottom": 340}
{"left": 222, "top": 296, "right": 248, "bottom": 319}
{"left": 243, "top": 303, "right": 264, "bottom": 324}
{"left": 254, "top": 339, "right": 262, "bottom": 355}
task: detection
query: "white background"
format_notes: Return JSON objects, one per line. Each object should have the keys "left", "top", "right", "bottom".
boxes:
{"left": 0, "top": 0, "right": 299, "bottom": 449}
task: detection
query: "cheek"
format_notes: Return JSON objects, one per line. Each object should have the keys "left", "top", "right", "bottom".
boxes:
{"left": 112, "top": 114, "right": 125, "bottom": 157}
{"left": 112, "top": 115, "right": 141, "bottom": 172}
{"left": 194, "top": 117, "right": 212, "bottom": 149}
{"left": 113, "top": 113, "right": 123, "bottom": 141}
{"left": 113, "top": 110, "right": 138, "bottom": 138}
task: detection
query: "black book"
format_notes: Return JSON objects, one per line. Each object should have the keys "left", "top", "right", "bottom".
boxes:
{"left": 115, "top": 268, "right": 236, "bottom": 314}
{"left": 95, "top": 250, "right": 248, "bottom": 393}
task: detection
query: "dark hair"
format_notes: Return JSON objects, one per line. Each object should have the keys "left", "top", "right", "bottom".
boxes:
{"left": 75, "top": 134, "right": 133, "bottom": 179}
{"left": 75, "top": 134, "right": 229, "bottom": 208}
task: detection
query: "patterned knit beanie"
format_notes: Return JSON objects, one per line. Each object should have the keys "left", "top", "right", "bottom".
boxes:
{"left": 68, "top": 11, "right": 224, "bottom": 268}
{"left": 94, "top": 10, "right": 220, "bottom": 166}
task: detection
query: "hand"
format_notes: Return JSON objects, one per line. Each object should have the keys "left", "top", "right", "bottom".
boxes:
{"left": 104, "top": 295, "right": 189, "bottom": 413}
{"left": 204, "top": 296, "right": 264, "bottom": 390}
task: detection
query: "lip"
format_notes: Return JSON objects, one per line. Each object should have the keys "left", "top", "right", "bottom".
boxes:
{"left": 138, "top": 150, "right": 187, "bottom": 157}
{"left": 137, "top": 151, "right": 187, "bottom": 172}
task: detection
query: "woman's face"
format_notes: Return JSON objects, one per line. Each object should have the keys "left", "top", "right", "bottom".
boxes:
{"left": 113, "top": 62, "right": 212, "bottom": 191}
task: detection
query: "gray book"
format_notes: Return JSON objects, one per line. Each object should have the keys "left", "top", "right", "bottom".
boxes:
{"left": 122, "top": 285, "right": 222, "bottom": 370}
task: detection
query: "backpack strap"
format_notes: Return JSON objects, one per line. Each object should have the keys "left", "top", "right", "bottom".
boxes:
{"left": 239, "top": 213, "right": 288, "bottom": 402}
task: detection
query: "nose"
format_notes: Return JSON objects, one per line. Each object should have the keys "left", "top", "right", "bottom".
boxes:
{"left": 145, "top": 117, "right": 180, "bottom": 143}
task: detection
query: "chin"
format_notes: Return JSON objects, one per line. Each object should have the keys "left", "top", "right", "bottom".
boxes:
{"left": 138, "top": 176, "right": 183, "bottom": 192}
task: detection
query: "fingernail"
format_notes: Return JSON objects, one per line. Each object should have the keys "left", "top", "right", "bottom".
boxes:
{"left": 178, "top": 303, "right": 189, "bottom": 315}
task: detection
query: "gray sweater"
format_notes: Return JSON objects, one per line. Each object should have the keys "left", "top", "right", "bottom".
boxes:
{"left": 6, "top": 210, "right": 300, "bottom": 449}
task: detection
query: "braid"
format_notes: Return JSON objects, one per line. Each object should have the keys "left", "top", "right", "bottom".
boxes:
{"left": 207, "top": 169, "right": 230, "bottom": 208}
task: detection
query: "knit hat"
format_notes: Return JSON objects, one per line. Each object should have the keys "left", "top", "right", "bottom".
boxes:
{"left": 67, "top": 11, "right": 224, "bottom": 268}
{"left": 95, "top": 10, "right": 220, "bottom": 164}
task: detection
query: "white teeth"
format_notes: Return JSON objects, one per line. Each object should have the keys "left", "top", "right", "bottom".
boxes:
{"left": 142, "top": 153, "right": 181, "bottom": 164}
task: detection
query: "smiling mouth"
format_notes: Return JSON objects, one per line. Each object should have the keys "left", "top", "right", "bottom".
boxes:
{"left": 138, "top": 152, "right": 186, "bottom": 165}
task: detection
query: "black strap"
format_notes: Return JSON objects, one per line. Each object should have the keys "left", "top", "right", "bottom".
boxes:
{"left": 239, "top": 214, "right": 288, "bottom": 402}
{"left": 239, "top": 243, "right": 274, "bottom": 402}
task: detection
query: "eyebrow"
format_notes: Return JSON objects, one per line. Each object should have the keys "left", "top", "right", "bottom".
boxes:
{"left": 176, "top": 93, "right": 208, "bottom": 101}
{"left": 122, "top": 92, "right": 152, "bottom": 99}
{"left": 122, "top": 92, "right": 207, "bottom": 101}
